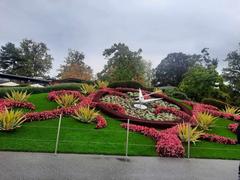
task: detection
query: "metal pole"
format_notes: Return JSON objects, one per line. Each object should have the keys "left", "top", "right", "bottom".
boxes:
{"left": 125, "top": 119, "right": 130, "bottom": 158}
{"left": 54, "top": 113, "right": 62, "bottom": 155}
{"left": 187, "top": 123, "right": 190, "bottom": 159}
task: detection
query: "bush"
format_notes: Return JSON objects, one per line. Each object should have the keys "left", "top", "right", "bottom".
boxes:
{"left": 0, "top": 108, "right": 26, "bottom": 131}
{"left": 109, "top": 80, "right": 152, "bottom": 91}
{"left": 0, "top": 83, "right": 84, "bottom": 98}
{"left": 210, "top": 89, "right": 230, "bottom": 103}
{"left": 202, "top": 98, "right": 229, "bottom": 110}
{"left": 163, "top": 88, "right": 189, "bottom": 100}
{"left": 196, "top": 112, "right": 216, "bottom": 131}
{"left": 5, "top": 90, "right": 31, "bottom": 102}
{"left": 223, "top": 105, "right": 240, "bottom": 115}
{"left": 95, "top": 81, "right": 109, "bottom": 89}
{"left": 177, "top": 123, "right": 203, "bottom": 144}
{"left": 72, "top": 106, "right": 99, "bottom": 123}
{"left": 79, "top": 84, "right": 96, "bottom": 95}
{"left": 55, "top": 94, "right": 79, "bottom": 107}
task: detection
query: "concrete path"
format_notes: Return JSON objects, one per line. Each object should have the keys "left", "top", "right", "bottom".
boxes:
{"left": 0, "top": 152, "right": 239, "bottom": 180}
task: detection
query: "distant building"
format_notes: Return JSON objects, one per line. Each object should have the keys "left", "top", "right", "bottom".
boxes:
{"left": 0, "top": 73, "right": 50, "bottom": 85}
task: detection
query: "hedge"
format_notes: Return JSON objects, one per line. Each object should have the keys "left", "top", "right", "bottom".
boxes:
{"left": 0, "top": 83, "right": 83, "bottom": 97}
{"left": 108, "top": 80, "right": 152, "bottom": 91}
{"left": 202, "top": 98, "right": 229, "bottom": 110}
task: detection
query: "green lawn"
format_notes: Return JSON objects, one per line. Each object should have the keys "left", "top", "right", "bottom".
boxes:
{"left": 0, "top": 93, "right": 240, "bottom": 159}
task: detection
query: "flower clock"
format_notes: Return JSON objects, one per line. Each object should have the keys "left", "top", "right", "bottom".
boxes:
{"left": 0, "top": 87, "right": 239, "bottom": 158}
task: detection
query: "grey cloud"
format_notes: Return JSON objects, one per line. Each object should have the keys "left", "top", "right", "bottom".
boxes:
{"left": 0, "top": 0, "right": 239, "bottom": 76}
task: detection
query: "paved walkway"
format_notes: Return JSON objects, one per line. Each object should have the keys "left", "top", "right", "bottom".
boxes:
{"left": 0, "top": 151, "right": 239, "bottom": 180}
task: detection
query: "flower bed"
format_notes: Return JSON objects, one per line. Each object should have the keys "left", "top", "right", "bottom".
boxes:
{"left": 48, "top": 90, "right": 84, "bottom": 101}
{"left": 93, "top": 88, "right": 193, "bottom": 128}
{"left": 0, "top": 99, "right": 35, "bottom": 111}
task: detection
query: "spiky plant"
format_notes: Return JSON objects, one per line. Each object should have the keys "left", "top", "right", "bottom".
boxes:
{"left": 72, "top": 106, "right": 99, "bottom": 123}
{"left": 55, "top": 94, "right": 79, "bottom": 107}
{"left": 0, "top": 108, "right": 26, "bottom": 131}
{"left": 223, "top": 105, "right": 240, "bottom": 115}
{"left": 196, "top": 112, "right": 216, "bottom": 131}
{"left": 79, "top": 84, "right": 96, "bottom": 95}
{"left": 153, "top": 87, "right": 163, "bottom": 94}
{"left": 5, "top": 90, "right": 31, "bottom": 102}
{"left": 178, "top": 123, "right": 203, "bottom": 144}
{"left": 95, "top": 81, "right": 109, "bottom": 89}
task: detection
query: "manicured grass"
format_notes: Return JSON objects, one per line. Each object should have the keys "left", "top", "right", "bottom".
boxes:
{"left": 0, "top": 93, "right": 240, "bottom": 159}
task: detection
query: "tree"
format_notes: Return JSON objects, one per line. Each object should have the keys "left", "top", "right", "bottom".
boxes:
{"left": 0, "top": 39, "right": 53, "bottom": 78}
{"left": 0, "top": 43, "right": 22, "bottom": 74}
{"left": 153, "top": 53, "right": 201, "bottom": 86}
{"left": 179, "top": 65, "right": 222, "bottom": 101}
{"left": 57, "top": 49, "right": 93, "bottom": 80}
{"left": 222, "top": 44, "right": 240, "bottom": 105}
{"left": 200, "top": 48, "right": 218, "bottom": 68}
{"left": 97, "top": 43, "right": 151, "bottom": 85}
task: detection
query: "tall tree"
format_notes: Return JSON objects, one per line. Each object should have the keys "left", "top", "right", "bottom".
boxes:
{"left": 0, "top": 43, "right": 22, "bottom": 74}
{"left": 97, "top": 43, "right": 151, "bottom": 85}
{"left": 222, "top": 44, "right": 240, "bottom": 92}
{"left": 153, "top": 53, "right": 201, "bottom": 86}
{"left": 200, "top": 48, "right": 218, "bottom": 68}
{"left": 0, "top": 39, "right": 53, "bottom": 78}
{"left": 57, "top": 49, "right": 93, "bottom": 80}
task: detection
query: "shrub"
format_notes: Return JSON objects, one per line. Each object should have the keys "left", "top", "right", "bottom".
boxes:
{"left": 72, "top": 106, "right": 99, "bottom": 123}
{"left": 95, "top": 81, "right": 109, "bottom": 89}
{"left": 196, "top": 112, "right": 216, "bottom": 131}
{"left": 223, "top": 105, "right": 240, "bottom": 115}
{"left": 164, "top": 88, "right": 189, "bottom": 100}
{"left": 0, "top": 108, "right": 26, "bottom": 131}
{"left": 0, "top": 83, "right": 86, "bottom": 98}
{"left": 153, "top": 87, "right": 163, "bottom": 94}
{"left": 202, "top": 98, "right": 229, "bottom": 110}
{"left": 109, "top": 80, "right": 152, "bottom": 90}
{"left": 177, "top": 123, "right": 203, "bottom": 144}
{"left": 5, "top": 91, "right": 31, "bottom": 102}
{"left": 55, "top": 94, "right": 79, "bottom": 107}
{"left": 80, "top": 84, "right": 96, "bottom": 95}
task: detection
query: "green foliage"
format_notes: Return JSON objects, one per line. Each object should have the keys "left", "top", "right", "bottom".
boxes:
{"left": 0, "top": 108, "right": 26, "bottom": 131}
{"left": 72, "top": 106, "right": 99, "bottom": 123}
{"left": 108, "top": 80, "right": 152, "bottom": 90}
{"left": 97, "top": 43, "right": 152, "bottom": 85}
{"left": 95, "top": 80, "right": 109, "bottom": 89}
{"left": 153, "top": 53, "right": 201, "bottom": 86}
{"left": 202, "top": 98, "right": 229, "bottom": 110}
{"left": 179, "top": 65, "right": 222, "bottom": 101}
{"left": 196, "top": 112, "right": 216, "bottom": 131}
{"left": 163, "top": 88, "right": 189, "bottom": 100}
{"left": 55, "top": 94, "right": 79, "bottom": 107}
{"left": 0, "top": 83, "right": 83, "bottom": 98}
{"left": 222, "top": 43, "right": 240, "bottom": 93}
{"left": 0, "top": 39, "right": 53, "bottom": 78}
{"left": 223, "top": 105, "right": 240, "bottom": 115}
{"left": 79, "top": 83, "right": 96, "bottom": 95}
{"left": 5, "top": 90, "right": 31, "bottom": 102}
{"left": 178, "top": 123, "right": 204, "bottom": 144}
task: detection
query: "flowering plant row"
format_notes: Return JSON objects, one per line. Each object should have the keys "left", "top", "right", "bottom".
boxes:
{"left": 228, "top": 123, "right": 238, "bottom": 133}
{"left": 0, "top": 99, "right": 35, "bottom": 111}
{"left": 121, "top": 123, "right": 184, "bottom": 157}
{"left": 200, "top": 133, "right": 236, "bottom": 144}
{"left": 24, "top": 91, "right": 107, "bottom": 129}
{"left": 154, "top": 106, "right": 195, "bottom": 124}
{"left": 48, "top": 90, "right": 84, "bottom": 101}
{"left": 192, "top": 103, "right": 240, "bottom": 122}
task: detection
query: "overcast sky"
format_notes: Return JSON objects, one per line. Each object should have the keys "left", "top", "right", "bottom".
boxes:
{"left": 0, "top": 0, "right": 240, "bottom": 77}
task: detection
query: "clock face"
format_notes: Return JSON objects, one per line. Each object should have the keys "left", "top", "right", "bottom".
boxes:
{"left": 96, "top": 89, "right": 191, "bottom": 127}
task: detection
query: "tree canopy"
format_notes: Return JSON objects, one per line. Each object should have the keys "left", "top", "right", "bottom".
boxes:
{"left": 153, "top": 52, "right": 201, "bottom": 86}
{"left": 179, "top": 65, "right": 221, "bottom": 101}
{"left": 97, "top": 43, "right": 151, "bottom": 85}
{"left": 57, "top": 49, "right": 93, "bottom": 80}
{"left": 0, "top": 39, "right": 53, "bottom": 78}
